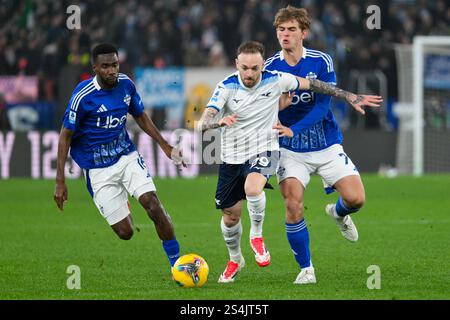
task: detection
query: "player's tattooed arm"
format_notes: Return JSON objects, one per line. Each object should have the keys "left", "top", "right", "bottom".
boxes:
{"left": 298, "top": 77, "right": 383, "bottom": 115}
{"left": 197, "top": 107, "right": 220, "bottom": 131}
{"left": 197, "top": 107, "right": 237, "bottom": 131}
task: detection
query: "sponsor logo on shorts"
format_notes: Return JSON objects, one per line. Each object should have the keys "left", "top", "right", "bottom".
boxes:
{"left": 277, "top": 166, "right": 286, "bottom": 177}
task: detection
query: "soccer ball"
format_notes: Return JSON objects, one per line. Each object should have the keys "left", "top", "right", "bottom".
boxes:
{"left": 172, "top": 253, "right": 209, "bottom": 288}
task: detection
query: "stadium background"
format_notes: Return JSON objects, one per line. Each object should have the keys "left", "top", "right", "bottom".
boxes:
{"left": 0, "top": 0, "right": 449, "bottom": 301}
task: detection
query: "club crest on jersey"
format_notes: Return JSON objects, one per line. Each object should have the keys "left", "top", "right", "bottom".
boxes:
{"left": 305, "top": 72, "right": 317, "bottom": 80}
{"left": 123, "top": 94, "right": 131, "bottom": 106}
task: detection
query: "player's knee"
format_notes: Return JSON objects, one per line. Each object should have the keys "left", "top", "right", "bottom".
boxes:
{"left": 222, "top": 212, "right": 240, "bottom": 227}
{"left": 245, "top": 186, "right": 263, "bottom": 197}
{"left": 285, "top": 198, "right": 304, "bottom": 221}
{"left": 116, "top": 228, "right": 133, "bottom": 240}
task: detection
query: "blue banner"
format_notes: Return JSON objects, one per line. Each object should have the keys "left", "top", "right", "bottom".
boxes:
{"left": 424, "top": 54, "right": 450, "bottom": 90}
{"left": 134, "top": 67, "right": 185, "bottom": 109}
{"left": 7, "top": 102, "right": 55, "bottom": 131}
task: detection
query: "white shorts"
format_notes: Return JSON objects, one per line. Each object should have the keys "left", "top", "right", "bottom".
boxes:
{"left": 84, "top": 151, "right": 156, "bottom": 225}
{"left": 277, "top": 144, "right": 359, "bottom": 193}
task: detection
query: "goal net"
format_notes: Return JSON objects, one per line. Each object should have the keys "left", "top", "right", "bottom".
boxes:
{"left": 394, "top": 36, "right": 450, "bottom": 175}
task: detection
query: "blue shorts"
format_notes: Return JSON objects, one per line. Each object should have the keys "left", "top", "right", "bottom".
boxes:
{"left": 214, "top": 151, "right": 280, "bottom": 210}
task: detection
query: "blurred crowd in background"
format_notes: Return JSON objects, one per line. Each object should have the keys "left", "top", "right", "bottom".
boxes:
{"left": 0, "top": 0, "right": 449, "bottom": 130}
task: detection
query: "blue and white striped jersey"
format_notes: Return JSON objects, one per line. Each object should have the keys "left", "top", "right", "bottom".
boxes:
{"left": 264, "top": 48, "right": 342, "bottom": 153}
{"left": 62, "top": 73, "right": 144, "bottom": 169}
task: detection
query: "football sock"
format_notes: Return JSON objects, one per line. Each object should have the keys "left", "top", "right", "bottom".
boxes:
{"left": 335, "top": 197, "right": 360, "bottom": 217}
{"left": 221, "top": 217, "right": 242, "bottom": 263}
{"left": 162, "top": 238, "right": 180, "bottom": 267}
{"left": 246, "top": 191, "right": 266, "bottom": 238}
{"left": 286, "top": 219, "right": 312, "bottom": 269}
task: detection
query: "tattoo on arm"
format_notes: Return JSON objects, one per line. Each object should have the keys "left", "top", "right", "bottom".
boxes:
{"left": 350, "top": 95, "right": 364, "bottom": 104}
{"left": 198, "top": 107, "right": 220, "bottom": 131}
{"left": 309, "top": 78, "right": 353, "bottom": 100}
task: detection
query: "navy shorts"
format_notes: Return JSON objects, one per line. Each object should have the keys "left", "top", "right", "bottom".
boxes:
{"left": 215, "top": 151, "right": 280, "bottom": 210}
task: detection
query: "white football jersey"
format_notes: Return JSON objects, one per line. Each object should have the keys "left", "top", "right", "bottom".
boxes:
{"left": 207, "top": 70, "right": 299, "bottom": 164}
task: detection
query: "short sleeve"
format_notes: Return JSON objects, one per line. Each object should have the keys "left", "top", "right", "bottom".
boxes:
{"left": 278, "top": 72, "right": 299, "bottom": 93}
{"left": 206, "top": 82, "right": 229, "bottom": 112}
{"left": 128, "top": 81, "right": 145, "bottom": 117}
{"left": 318, "top": 54, "right": 337, "bottom": 85}
{"left": 62, "top": 87, "right": 88, "bottom": 132}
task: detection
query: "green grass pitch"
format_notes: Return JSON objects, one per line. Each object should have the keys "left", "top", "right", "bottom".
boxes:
{"left": 0, "top": 175, "right": 449, "bottom": 300}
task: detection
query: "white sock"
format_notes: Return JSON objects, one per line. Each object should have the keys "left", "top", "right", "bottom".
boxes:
{"left": 221, "top": 218, "right": 242, "bottom": 263}
{"left": 304, "top": 261, "right": 314, "bottom": 271}
{"left": 246, "top": 191, "right": 266, "bottom": 238}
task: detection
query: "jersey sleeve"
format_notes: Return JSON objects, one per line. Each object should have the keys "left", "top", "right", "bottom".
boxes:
{"left": 289, "top": 56, "right": 337, "bottom": 135}
{"left": 206, "top": 82, "right": 229, "bottom": 112}
{"left": 127, "top": 80, "right": 145, "bottom": 117}
{"left": 62, "top": 85, "right": 88, "bottom": 132}
{"left": 318, "top": 54, "right": 337, "bottom": 85}
{"left": 278, "top": 72, "right": 300, "bottom": 93}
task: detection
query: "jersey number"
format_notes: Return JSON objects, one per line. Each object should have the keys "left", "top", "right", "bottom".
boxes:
{"left": 339, "top": 153, "right": 348, "bottom": 165}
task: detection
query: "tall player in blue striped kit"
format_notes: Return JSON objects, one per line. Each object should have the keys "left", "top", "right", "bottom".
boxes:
{"left": 265, "top": 6, "right": 382, "bottom": 284}
{"left": 53, "top": 44, "right": 184, "bottom": 271}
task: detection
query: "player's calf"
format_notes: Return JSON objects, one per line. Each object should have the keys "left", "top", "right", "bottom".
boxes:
{"left": 341, "top": 193, "right": 365, "bottom": 210}
{"left": 139, "top": 191, "right": 175, "bottom": 240}
{"left": 139, "top": 192, "right": 180, "bottom": 267}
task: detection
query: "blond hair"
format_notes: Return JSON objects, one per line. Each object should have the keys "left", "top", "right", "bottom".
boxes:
{"left": 273, "top": 6, "right": 311, "bottom": 30}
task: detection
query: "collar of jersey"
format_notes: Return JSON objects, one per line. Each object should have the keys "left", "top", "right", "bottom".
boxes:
{"left": 279, "top": 46, "right": 307, "bottom": 67}
{"left": 93, "top": 75, "right": 120, "bottom": 90}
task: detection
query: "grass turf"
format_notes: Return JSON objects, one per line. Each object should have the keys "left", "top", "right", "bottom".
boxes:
{"left": 0, "top": 175, "right": 449, "bottom": 300}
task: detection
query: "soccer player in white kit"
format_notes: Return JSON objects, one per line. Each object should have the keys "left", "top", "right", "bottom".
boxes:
{"left": 198, "top": 41, "right": 381, "bottom": 283}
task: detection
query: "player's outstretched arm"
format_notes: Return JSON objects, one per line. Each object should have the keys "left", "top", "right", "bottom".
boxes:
{"left": 197, "top": 107, "right": 237, "bottom": 132}
{"left": 297, "top": 77, "right": 383, "bottom": 114}
{"left": 134, "top": 112, "right": 186, "bottom": 167}
{"left": 54, "top": 126, "right": 73, "bottom": 212}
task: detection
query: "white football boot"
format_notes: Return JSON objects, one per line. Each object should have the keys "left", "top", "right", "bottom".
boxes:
{"left": 325, "top": 204, "right": 359, "bottom": 242}
{"left": 293, "top": 267, "right": 316, "bottom": 284}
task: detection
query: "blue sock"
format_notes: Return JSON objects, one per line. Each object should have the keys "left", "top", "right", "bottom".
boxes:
{"left": 335, "top": 197, "right": 360, "bottom": 217}
{"left": 162, "top": 238, "right": 180, "bottom": 267}
{"left": 286, "top": 219, "right": 311, "bottom": 269}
